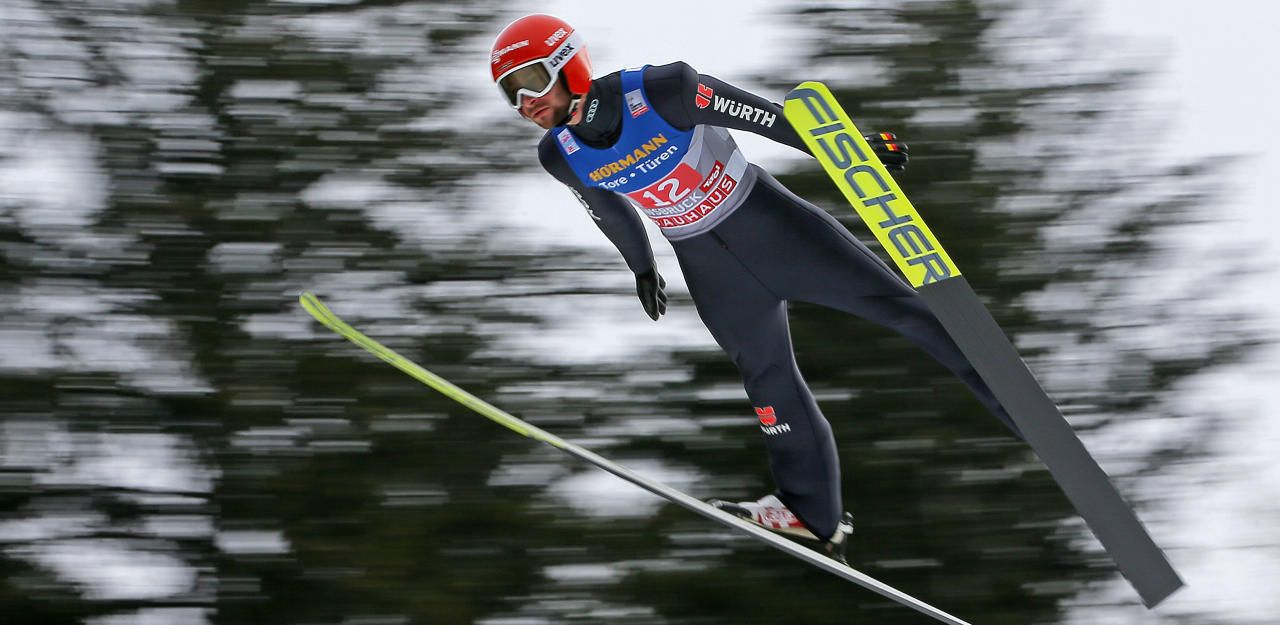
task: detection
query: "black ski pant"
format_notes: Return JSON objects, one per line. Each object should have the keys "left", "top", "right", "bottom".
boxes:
{"left": 671, "top": 166, "right": 1021, "bottom": 540}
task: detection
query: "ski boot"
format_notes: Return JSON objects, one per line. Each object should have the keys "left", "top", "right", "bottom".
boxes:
{"left": 709, "top": 494, "right": 854, "bottom": 564}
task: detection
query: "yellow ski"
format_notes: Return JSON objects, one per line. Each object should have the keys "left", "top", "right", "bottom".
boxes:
{"left": 783, "top": 81, "right": 1183, "bottom": 608}
{"left": 300, "top": 292, "right": 975, "bottom": 625}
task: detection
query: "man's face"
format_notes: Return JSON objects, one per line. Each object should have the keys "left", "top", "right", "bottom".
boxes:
{"left": 518, "top": 80, "right": 571, "bottom": 129}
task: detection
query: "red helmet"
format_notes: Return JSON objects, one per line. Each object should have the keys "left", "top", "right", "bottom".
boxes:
{"left": 490, "top": 14, "right": 593, "bottom": 109}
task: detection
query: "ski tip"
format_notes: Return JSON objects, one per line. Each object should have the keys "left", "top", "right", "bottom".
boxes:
{"left": 298, "top": 292, "right": 334, "bottom": 325}
{"left": 783, "top": 80, "right": 832, "bottom": 100}
{"left": 299, "top": 291, "right": 325, "bottom": 310}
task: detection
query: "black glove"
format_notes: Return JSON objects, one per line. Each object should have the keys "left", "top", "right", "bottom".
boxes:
{"left": 635, "top": 269, "right": 667, "bottom": 321}
{"left": 863, "top": 131, "right": 909, "bottom": 174}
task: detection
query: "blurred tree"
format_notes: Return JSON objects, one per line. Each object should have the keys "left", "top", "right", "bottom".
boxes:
{"left": 0, "top": 1, "right": 1261, "bottom": 625}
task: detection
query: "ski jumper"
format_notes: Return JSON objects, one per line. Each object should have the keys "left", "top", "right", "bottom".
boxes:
{"left": 538, "top": 63, "right": 1021, "bottom": 540}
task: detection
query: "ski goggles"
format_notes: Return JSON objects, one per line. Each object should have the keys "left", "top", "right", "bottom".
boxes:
{"left": 495, "top": 31, "right": 584, "bottom": 109}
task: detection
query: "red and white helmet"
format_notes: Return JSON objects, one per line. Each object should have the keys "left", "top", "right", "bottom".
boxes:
{"left": 490, "top": 14, "right": 592, "bottom": 110}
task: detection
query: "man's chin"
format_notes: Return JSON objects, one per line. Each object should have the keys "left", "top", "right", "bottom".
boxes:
{"left": 527, "top": 108, "right": 559, "bottom": 129}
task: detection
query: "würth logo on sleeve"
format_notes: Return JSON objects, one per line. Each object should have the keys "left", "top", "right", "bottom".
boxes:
{"left": 755, "top": 405, "right": 777, "bottom": 426}
{"left": 695, "top": 83, "right": 713, "bottom": 109}
{"left": 713, "top": 95, "right": 776, "bottom": 127}
{"left": 756, "top": 406, "right": 791, "bottom": 435}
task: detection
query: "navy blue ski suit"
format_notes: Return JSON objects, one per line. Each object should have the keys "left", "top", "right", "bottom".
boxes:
{"left": 538, "top": 62, "right": 1018, "bottom": 540}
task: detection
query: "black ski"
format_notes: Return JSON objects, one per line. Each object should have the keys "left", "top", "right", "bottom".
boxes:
{"left": 783, "top": 81, "right": 1184, "bottom": 608}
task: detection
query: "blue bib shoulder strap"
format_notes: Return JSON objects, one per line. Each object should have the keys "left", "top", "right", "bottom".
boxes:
{"left": 554, "top": 66, "right": 692, "bottom": 188}
{"left": 619, "top": 67, "right": 651, "bottom": 121}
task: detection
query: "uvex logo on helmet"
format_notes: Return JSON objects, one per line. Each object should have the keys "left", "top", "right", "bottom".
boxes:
{"left": 544, "top": 28, "right": 568, "bottom": 46}
{"left": 547, "top": 39, "right": 577, "bottom": 71}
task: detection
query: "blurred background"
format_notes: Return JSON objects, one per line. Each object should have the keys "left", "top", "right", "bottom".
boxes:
{"left": 2, "top": 1, "right": 1277, "bottom": 624}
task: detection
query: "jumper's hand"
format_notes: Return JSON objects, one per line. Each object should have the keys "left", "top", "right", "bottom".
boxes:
{"left": 635, "top": 269, "right": 668, "bottom": 321}
{"left": 863, "top": 131, "right": 909, "bottom": 174}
